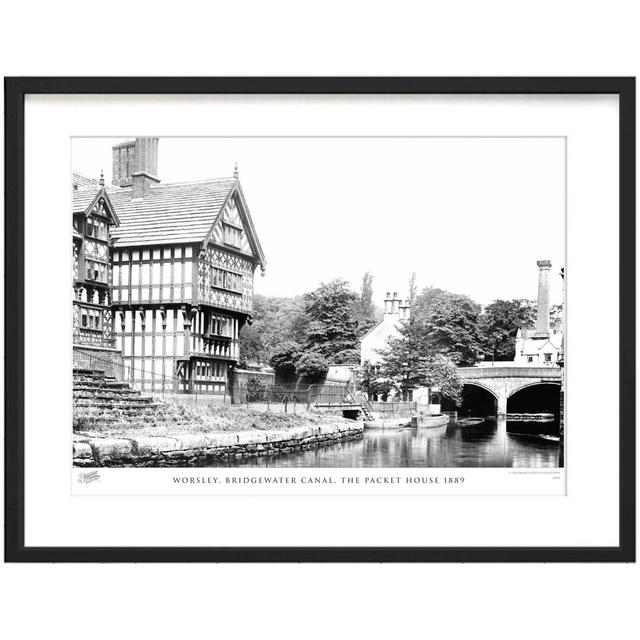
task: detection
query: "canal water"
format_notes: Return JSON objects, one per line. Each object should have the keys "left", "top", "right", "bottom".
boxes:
{"left": 210, "top": 417, "right": 562, "bottom": 468}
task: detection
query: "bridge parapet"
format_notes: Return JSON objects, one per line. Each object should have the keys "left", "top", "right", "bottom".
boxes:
{"left": 458, "top": 366, "right": 561, "bottom": 380}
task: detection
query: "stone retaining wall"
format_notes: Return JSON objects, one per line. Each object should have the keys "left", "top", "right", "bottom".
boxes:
{"left": 73, "top": 422, "right": 363, "bottom": 467}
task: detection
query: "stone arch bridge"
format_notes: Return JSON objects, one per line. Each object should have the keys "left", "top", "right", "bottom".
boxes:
{"left": 457, "top": 366, "right": 562, "bottom": 415}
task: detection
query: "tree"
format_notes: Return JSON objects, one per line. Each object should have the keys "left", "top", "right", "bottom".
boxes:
{"left": 332, "top": 348, "right": 361, "bottom": 365}
{"left": 303, "top": 279, "right": 360, "bottom": 360}
{"left": 238, "top": 319, "right": 263, "bottom": 367}
{"left": 407, "top": 272, "right": 418, "bottom": 321}
{"left": 479, "top": 299, "right": 536, "bottom": 361}
{"left": 269, "top": 341, "right": 302, "bottom": 379}
{"left": 360, "top": 360, "right": 395, "bottom": 400}
{"left": 295, "top": 351, "right": 329, "bottom": 381}
{"left": 550, "top": 303, "right": 563, "bottom": 330}
{"left": 378, "top": 321, "right": 462, "bottom": 402}
{"left": 413, "top": 287, "right": 482, "bottom": 366}
{"left": 239, "top": 294, "right": 308, "bottom": 366}
{"left": 355, "top": 271, "right": 377, "bottom": 335}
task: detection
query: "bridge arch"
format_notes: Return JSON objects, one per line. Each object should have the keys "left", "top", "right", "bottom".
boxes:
{"left": 463, "top": 381, "right": 499, "bottom": 398}
{"left": 507, "top": 380, "right": 562, "bottom": 398}
{"left": 507, "top": 382, "right": 561, "bottom": 418}
{"left": 461, "top": 382, "right": 498, "bottom": 417}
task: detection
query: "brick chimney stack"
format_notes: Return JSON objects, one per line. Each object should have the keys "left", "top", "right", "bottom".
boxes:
{"left": 384, "top": 291, "right": 404, "bottom": 316}
{"left": 399, "top": 299, "right": 411, "bottom": 321}
{"left": 384, "top": 292, "right": 393, "bottom": 315}
{"left": 536, "top": 259, "right": 552, "bottom": 335}
{"left": 112, "top": 137, "right": 160, "bottom": 198}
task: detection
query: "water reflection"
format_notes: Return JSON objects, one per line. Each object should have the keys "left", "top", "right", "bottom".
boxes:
{"left": 206, "top": 416, "right": 561, "bottom": 468}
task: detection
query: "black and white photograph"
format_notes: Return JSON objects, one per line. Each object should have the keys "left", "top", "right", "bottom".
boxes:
{"left": 71, "top": 135, "right": 566, "bottom": 470}
{"left": 6, "top": 76, "right": 633, "bottom": 565}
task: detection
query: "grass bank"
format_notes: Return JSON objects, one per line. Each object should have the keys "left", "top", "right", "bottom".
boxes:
{"left": 74, "top": 401, "right": 349, "bottom": 439}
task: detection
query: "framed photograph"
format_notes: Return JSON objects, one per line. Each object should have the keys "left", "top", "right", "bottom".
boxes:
{"left": 4, "top": 77, "right": 635, "bottom": 562}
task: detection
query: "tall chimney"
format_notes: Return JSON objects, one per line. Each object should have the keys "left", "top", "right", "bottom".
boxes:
{"left": 536, "top": 259, "right": 552, "bottom": 335}
{"left": 112, "top": 137, "right": 160, "bottom": 197}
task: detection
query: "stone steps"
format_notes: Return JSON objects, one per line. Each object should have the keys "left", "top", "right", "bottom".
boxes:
{"left": 74, "top": 371, "right": 117, "bottom": 381}
{"left": 74, "top": 367, "right": 163, "bottom": 423}
{"left": 74, "top": 392, "right": 153, "bottom": 402}
{"left": 75, "top": 401, "right": 160, "bottom": 411}
{"left": 73, "top": 366, "right": 195, "bottom": 430}
{"left": 74, "top": 381, "right": 137, "bottom": 390}
{"left": 74, "top": 388, "right": 144, "bottom": 397}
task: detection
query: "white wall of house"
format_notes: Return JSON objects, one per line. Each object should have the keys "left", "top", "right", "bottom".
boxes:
{"left": 360, "top": 291, "right": 410, "bottom": 365}
{"left": 513, "top": 330, "right": 562, "bottom": 366}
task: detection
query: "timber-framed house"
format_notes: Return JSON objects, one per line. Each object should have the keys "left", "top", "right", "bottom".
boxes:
{"left": 72, "top": 173, "right": 120, "bottom": 355}
{"left": 72, "top": 138, "right": 266, "bottom": 396}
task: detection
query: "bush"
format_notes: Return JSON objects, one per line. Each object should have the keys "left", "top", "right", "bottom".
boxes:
{"left": 246, "top": 376, "right": 270, "bottom": 402}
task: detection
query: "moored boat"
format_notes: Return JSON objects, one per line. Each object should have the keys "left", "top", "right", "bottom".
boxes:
{"left": 410, "top": 414, "right": 449, "bottom": 428}
{"left": 363, "top": 419, "right": 410, "bottom": 430}
{"left": 457, "top": 417, "right": 485, "bottom": 427}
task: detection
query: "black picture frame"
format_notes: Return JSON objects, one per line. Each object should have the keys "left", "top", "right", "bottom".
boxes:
{"left": 4, "top": 77, "right": 635, "bottom": 563}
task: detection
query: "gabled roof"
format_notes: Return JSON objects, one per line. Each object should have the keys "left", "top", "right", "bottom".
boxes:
{"left": 73, "top": 172, "right": 99, "bottom": 190}
{"left": 218, "top": 179, "right": 266, "bottom": 271}
{"left": 72, "top": 176, "right": 265, "bottom": 270}
{"left": 72, "top": 183, "right": 120, "bottom": 227}
{"left": 518, "top": 333, "right": 562, "bottom": 354}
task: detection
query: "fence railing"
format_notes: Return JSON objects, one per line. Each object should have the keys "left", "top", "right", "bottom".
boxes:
{"left": 74, "top": 352, "right": 379, "bottom": 415}
{"left": 73, "top": 349, "right": 188, "bottom": 399}
{"left": 307, "top": 383, "right": 355, "bottom": 407}
{"left": 231, "top": 383, "right": 312, "bottom": 413}
{"left": 369, "top": 401, "right": 417, "bottom": 415}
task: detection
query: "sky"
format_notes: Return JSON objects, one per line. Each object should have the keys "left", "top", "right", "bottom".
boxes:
{"left": 72, "top": 136, "right": 565, "bottom": 307}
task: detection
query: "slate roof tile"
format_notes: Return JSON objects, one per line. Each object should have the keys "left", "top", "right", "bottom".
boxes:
{"left": 73, "top": 178, "right": 236, "bottom": 248}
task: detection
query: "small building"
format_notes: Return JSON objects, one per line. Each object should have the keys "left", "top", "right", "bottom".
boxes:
{"left": 513, "top": 259, "right": 563, "bottom": 366}
{"left": 360, "top": 291, "right": 410, "bottom": 366}
{"left": 360, "top": 291, "right": 411, "bottom": 401}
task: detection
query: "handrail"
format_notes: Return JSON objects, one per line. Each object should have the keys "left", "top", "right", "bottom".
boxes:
{"left": 74, "top": 349, "right": 181, "bottom": 392}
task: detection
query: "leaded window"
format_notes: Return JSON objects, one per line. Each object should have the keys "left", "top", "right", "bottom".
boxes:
{"left": 210, "top": 266, "right": 242, "bottom": 293}
{"left": 86, "top": 260, "right": 108, "bottom": 283}
{"left": 223, "top": 223, "right": 242, "bottom": 248}
{"left": 86, "top": 216, "right": 108, "bottom": 240}
{"left": 81, "top": 307, "right": 102, "bottom": 331}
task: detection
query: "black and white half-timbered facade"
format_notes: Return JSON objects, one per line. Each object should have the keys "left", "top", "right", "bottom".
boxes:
{"left": 72, "top": 173, "right": 120, "bottom": 354}
{"left": 72, "top": 138, "right": 266, "bottom": 396}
